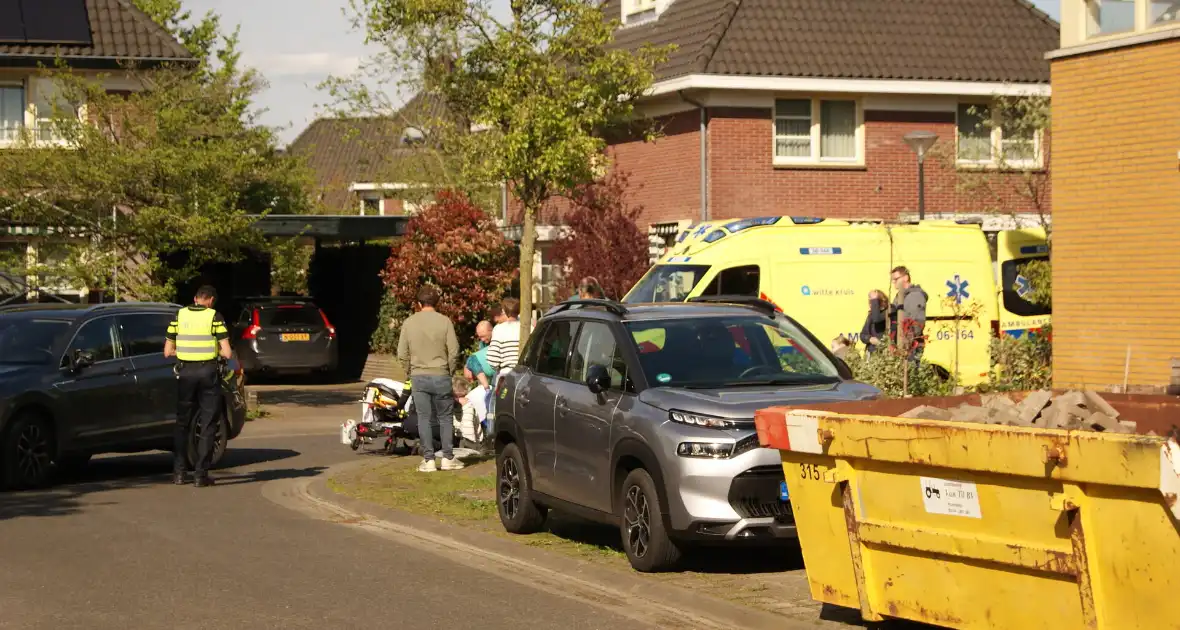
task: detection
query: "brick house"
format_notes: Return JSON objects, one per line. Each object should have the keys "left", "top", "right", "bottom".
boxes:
{"left": 1050, "top": 0, "right": 1180, "bottom": 392}
{"left": 601, "top": 0, "right": 1060, "bottom": 256}
{"left": 0, "top": 0, "right": 193, "bottom": 302}
{"left": 288, "top": 93, "right": 467, "bottom": 217}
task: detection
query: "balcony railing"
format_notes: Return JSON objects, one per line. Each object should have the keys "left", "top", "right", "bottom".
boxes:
{"left": 0, "top": 123, "right": 69, "bottom": 145}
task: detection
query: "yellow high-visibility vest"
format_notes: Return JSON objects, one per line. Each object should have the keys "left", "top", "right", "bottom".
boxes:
{"left": 173, "top": 307, "right": 218, "bottom": 361}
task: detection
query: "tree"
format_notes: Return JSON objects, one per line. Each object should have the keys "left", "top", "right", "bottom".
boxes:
{"left": 0, "top": 3, "right": 311, "bottom": 301}
{"left": 550, "top": 171, "right": 650, "bottom": 300}
{"left": 382, "top": 191, "right": 518, "bottom": 348}
{"left": 342, "top": 0, "right": 670, "bottom": 332}
{"left": 955, "top": 95, "right": 1052, "bottom": 307}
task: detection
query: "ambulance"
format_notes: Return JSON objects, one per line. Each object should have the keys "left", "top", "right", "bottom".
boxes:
{"left": 623, "top": 217, "right": 1050, "bottom": 386}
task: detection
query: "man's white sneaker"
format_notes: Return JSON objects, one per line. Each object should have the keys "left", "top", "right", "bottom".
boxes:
{"left": 417, "top": 459, "right": 438, "bottom": 473}
{"left": 440, "top": 457, "right": 466, "bottom": 471}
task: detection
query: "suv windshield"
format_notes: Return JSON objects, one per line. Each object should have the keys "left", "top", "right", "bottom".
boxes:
{"left": 625, "top": 265, "right": 709, "bottom": 303}
{"left": 626, "top": 314, "right": 840, "bottom": 388}
{"left": 0, "top": 317, "right": 72, "bottom": 365}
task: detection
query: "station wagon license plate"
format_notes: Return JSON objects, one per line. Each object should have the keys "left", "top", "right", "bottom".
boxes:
{"left": 281, "top": 333, "right": 310, "bottom": 342}
{"left": 780, "top": 481, "right": 790, "bottom": 502}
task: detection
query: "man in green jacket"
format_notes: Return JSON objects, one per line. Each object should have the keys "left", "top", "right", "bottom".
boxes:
{"left": 397, "top": 286, "right": 463, "bottom": 473}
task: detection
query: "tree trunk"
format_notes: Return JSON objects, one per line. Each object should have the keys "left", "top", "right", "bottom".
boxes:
{"left": 518, "top": 204, "right": 537, "bottom": 335}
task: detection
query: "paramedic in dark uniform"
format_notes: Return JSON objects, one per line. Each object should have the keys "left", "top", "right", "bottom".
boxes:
{"left": 164, "top": 285, "right": 232, "bottom": 487}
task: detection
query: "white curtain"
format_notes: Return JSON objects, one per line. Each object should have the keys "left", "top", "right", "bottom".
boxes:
{"left": 820, "top": 100, "right": 856, "bottom": 159}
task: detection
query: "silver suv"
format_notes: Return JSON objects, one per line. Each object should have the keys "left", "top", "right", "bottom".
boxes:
{"left": 491, "top": 297, "right": 880, "bottom": 571}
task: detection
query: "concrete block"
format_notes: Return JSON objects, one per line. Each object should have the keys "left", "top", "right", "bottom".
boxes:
{"left": 1018, "top": 390, "right": 1053, "bottom": 424}
{"left": 1046, "top": 403, "right": 1089, "bottom": 430}
{"left": 1087, "top": 412, "right": 1128, "bottom": 433}
{"left": 981, "top": 393, "right": 1017, "bottom": 410}
{"left": 1083, "top": 391, "right": 1121, "bottom": 419}
{"left": 990, "top": 407, "right": 1022, "bottom": 426}
{"left": 900, "top": 405, "right": 953, "bottom": 421}
{"left": 1056, "top": 390, "right": 1087, "bottom": 409}
{"left": 948, "top": 405, "right": 993, "bottom": 425}
{"left": 1118, "top": 420, "right": 1138, "bottom": 434}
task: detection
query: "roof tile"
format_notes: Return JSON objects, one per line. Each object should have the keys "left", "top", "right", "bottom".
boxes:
{"left": 606, "top": 0, "right": 1059, "bottom": 83}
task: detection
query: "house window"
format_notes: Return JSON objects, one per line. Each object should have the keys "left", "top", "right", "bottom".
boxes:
{"left": 956, "top": 103, "right": 1041, "bottom": 169}
{"left": 623, "top": 0, "right": 656, "bottom": 18}
{"left": 360, "top": 196, "right": 380, "bottom": 216}
{"left": 31, "top": 81, "right": 76, "bottom": 143}
{"left": 773, "top": 98, "right": 862, "bottom": 165}
{"left": 1151, "top": 0, "right": 1180, "bottom": 25}
{"left": 1086, "top": 0, "right": 1136, "bottom": 37}
{"left": 0, "top": 85, "right": 25, "bottom": 142}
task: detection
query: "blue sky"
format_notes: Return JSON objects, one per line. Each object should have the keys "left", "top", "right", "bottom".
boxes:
{"left": 182, "top": 0, "right": 1061, "bottom": 145}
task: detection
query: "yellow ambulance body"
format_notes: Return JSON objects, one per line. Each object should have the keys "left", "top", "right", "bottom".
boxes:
{"left": 624, "top": 217, "right": 1049, "bottom": 386}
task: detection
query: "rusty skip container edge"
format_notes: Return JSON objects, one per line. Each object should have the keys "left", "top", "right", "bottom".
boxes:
{"left": 754, "top": 394, "right": 1180, "bottom": 630}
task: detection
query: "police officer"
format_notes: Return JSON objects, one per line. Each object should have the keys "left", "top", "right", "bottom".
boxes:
{"left": 163, "top": 285, "right": 232, "bottom": 487}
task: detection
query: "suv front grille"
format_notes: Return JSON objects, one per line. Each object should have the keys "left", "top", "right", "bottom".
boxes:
{"left": 727, "top": 465, "right": 794, "bottom": 522}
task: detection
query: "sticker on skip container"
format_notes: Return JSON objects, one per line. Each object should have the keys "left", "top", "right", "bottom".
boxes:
{"left": 920, "top": 476, "right": 982, "bottom": 519}
{"left": 656, "top": 373, "right": 672, "bottom": 384}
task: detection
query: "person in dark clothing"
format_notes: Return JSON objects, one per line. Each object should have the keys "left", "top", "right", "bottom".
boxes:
{"left": 164, "top": 285, "right": 232, "bottom": 487}
{"left": 889, "top": 266, "right": 929, "bottom": 360}
{"left": 859, "top": 289, "right": 890, "bottom": 355}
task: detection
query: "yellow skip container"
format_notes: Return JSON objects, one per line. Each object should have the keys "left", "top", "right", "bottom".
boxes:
{"left": 754, "top": 394, "right": 1180, "bottom": 630}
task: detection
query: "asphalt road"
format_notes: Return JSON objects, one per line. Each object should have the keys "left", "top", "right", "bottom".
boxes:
{"left": 0, "top": 419, "right": 647, "bottom": 630}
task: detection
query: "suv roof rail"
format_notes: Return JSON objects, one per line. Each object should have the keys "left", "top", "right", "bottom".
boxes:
{"left": 0, "top": 303, "right": 83, "bottom": 313}
{"left": 545, "top": 299, "right": 628, "bottom": 317}
{"left": 90, "top": 301, "right": 182, "bottom": 310}
{"left": 687, "top": 295, "right": 779, "bottom": 315}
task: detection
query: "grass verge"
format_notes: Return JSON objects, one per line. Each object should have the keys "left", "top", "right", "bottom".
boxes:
{"left": 327, "top": 457, "right": 830, "bottom": 625}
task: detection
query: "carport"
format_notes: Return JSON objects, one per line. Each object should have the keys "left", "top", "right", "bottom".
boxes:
{"left": 190, "top": 214, "right": 410, "bottom": 381}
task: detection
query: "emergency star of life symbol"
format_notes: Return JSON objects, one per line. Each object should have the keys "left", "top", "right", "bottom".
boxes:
{"left": 946, "top": 275, "right": 970, "bottom": 304}
{"left": 1015, "top": 275, "right": 1032, "bottom": 298}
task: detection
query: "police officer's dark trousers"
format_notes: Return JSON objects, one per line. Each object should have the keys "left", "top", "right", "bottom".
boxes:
{"left": 174, "top": 360, "right": 223, "bottom": 476}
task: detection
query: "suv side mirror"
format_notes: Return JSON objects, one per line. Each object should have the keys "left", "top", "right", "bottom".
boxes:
{"left": 586, "top": 364, "right": 611, "bottom": 395}
{"left": 70, "top": 349, "right": 96, "bottom": 372}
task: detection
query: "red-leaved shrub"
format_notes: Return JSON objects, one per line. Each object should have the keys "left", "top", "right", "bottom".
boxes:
{"left": 382, "top": 191, "right": 518, "bottom": 347}
{"left": 550, "top": 171, "right": 650, "bottom": 300}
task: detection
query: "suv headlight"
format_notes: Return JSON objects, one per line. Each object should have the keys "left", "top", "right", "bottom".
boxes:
{"left": 669, "top": 410, "right": 738, "bottom": 429}
{"left": 676, "top": 441, "right": 735, "bottom": 459}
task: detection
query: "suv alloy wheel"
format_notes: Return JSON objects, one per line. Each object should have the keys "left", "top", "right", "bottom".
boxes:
{"left": 619, "top": 468, "right": 681, "bottom": 572}
{"left": 1, "top": 412, "right": 55, "bottom": 490}
{"left": 496, "top": 442, "right": 547, "bottom": 533}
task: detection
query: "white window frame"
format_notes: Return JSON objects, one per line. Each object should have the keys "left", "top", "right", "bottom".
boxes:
{"left": 772, "top": 96, "right": 864, "bottom": 167}
{"left": 621, "top": 0, "right": 657, "bottom": 23}
{"left": 0, "top": 79, "right": 28, "bottom": 147}
{"left": 955, "top": 101, "right": 1043, "bottom": 170}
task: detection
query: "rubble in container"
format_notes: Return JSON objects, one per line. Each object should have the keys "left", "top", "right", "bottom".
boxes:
{"left": 900, "top": 390, "right": 1141, "bottom": 433}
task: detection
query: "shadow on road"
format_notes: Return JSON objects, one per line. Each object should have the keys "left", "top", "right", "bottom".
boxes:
{"left": 0, "top": 448, "right": 303, "bottom": 522}
{"left": 213, "top": 466, "right": 327, "bottom": 486}
{"left": 255, "top": 387, "right": 360, "bottom": 408}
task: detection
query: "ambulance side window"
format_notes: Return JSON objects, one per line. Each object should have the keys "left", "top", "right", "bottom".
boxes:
{"left": 700, "top": 265, "right": 760, "bottom": 297}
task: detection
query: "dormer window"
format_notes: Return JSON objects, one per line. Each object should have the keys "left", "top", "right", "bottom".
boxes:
{"left": 622, "top": 0, "right": 658, "bottom": 25}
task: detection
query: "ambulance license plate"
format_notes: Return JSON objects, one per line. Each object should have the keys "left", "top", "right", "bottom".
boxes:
{"left": 281, "top": 333, "right": 310, "bottom": 342}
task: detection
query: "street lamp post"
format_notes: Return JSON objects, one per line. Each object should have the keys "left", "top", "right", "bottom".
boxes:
{"left": 903, "top": 130, "right": 939, "bottom": 220}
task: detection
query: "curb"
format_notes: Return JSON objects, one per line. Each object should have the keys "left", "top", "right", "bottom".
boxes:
{"left": 304, "top": 460, "right": 822, "bottom": 630}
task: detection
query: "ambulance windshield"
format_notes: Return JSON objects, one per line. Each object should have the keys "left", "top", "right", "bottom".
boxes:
{"left": 624, "top": 265, "right": 709, "bottom": 303}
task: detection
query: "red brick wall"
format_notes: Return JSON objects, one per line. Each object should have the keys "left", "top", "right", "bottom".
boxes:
{"left": 607, "top": 107, "right": 1050, "bottom": 228}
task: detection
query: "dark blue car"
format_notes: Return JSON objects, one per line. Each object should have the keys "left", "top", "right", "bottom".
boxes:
{"left": 0, "top": 302, "right": 247, "bottom": 489}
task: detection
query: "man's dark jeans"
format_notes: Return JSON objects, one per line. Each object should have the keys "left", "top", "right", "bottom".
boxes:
{"left": 411, "top": 374, "right": 454, "bottom": 461}
{"left": 175, "top": 361, "right": 223, "bottom": 476}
